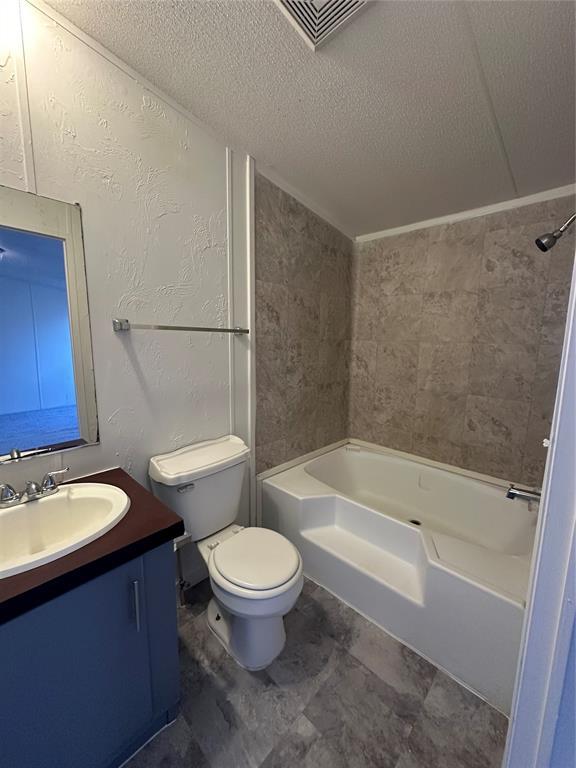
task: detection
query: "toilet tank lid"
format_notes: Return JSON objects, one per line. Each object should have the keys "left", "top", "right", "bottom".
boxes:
{"left": 149, "top": 435, "right": 249, "bottom": 486}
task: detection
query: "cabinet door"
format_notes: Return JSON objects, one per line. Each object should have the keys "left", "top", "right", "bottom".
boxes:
{"left": 0, "top": 558, "right": 153, "bottom": 768}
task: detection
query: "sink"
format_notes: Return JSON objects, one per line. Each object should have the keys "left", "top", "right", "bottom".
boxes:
{"left": 0, "top": 484, "right": 130, "bottom": 579}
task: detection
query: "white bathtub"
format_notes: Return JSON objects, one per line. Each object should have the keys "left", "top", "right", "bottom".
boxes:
{"left": 261, "top": 441, "right": 538, "bottom": 714}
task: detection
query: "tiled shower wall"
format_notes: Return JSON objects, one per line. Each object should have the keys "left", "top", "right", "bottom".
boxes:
{"left": 350, "top": 195, "right": 575, "bottom": 485}
{"left": 255, "top": 176, "right": 574, "bottom": 485}
{"left": 255, "top": 174, "right": 353, "bottom": 473}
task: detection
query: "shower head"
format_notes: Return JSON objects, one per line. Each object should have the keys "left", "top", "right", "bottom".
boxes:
{"left": 535, "top": 213, "right": 576, "bottom": 252}
{"left": 535, "top": 230, "right": 562, "bottom": 252}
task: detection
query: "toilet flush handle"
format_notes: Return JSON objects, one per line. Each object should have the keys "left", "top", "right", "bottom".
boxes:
{"left": 177, "top": 482, "right": 196, "bottom": 494}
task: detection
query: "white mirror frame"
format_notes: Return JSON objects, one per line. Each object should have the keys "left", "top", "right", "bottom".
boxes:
{"left": 0, "top": 185, "right": 98, "bottom": 459}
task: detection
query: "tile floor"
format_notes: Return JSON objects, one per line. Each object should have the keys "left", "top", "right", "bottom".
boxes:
{"left": 125, "top": 578, "right": 508, "bottom": 768}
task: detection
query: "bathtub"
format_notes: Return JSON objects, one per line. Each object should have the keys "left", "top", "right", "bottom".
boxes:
{"left": 261, "top": 441, "right": 538, "bottom": 714}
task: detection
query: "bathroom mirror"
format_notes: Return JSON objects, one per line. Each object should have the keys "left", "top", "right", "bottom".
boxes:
{"left": 0, "top": 185, "right": 98, "bottom": 460}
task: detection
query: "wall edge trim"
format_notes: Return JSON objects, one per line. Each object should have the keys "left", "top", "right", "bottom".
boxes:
{"left": 355, "top": 184, "right": 576, "bottom": 243}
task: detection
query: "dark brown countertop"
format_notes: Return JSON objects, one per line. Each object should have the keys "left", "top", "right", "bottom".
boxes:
{"left": 0, "top": 468, "right": 184, "bottom": 624}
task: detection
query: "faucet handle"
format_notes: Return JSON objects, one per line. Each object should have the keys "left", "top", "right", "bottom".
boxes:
{"left": 25, "top": 480, "right": 42, "bottom": 499}
{"left": 0, "top": 483, "right": 21, "bottom": 505}
{"left": 41, "top": 467, "right": 70, "bottom": 492}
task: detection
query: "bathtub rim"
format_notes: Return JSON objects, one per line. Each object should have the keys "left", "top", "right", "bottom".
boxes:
{"left": 256, "top": 437, "right": 539, "bottom": 527}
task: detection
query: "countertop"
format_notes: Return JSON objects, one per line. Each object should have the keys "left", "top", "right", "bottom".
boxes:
{"left": 0, "top": 468, "right": 184, "bottom": 623}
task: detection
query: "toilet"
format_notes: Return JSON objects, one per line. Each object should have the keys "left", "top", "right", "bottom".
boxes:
{"left": 149, "top": 435, "right": 303, "bottom": 670}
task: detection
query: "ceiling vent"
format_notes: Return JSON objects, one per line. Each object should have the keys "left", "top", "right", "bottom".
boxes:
{"left": 276, "top": 0, "right": 368, "bottom": 50}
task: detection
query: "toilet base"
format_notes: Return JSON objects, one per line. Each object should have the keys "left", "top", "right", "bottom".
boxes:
{"left": 206, "top": 598, "right": 286, "bottom": 671}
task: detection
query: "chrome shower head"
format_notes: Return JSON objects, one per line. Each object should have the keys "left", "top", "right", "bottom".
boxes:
{"left": 535, "top": 230, "right": 562, "bottom": 252}
{"left": 535, "top": 213, "right": 575, "bottom": 251}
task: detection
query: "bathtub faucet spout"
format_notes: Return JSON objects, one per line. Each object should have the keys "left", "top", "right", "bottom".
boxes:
{"left": 506, "top": 484, "right": 541, "bottom": 502}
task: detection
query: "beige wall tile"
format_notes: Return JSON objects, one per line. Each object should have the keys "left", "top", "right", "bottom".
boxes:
{"left": 256, "top": 334, "right": 286, "bottom": 401}
{"left": 520, "top": 450, "right": 547, "bottom": 487}
{"left": 547, "top": 228, "right": 576, "bottom": 283}
{"left": 352, "top": 294, "right": 380, "bottom": 341}
{"left": 425, "top": 242, "right": 483, "bottom": 292}
{"left": 257, "top": 175, "right": 571, "bottom": 484}
{"left": 484, "top": 197, "right": 573, "bottom": 231}
{"left": 353, "top": 246, "right": 385, "bottom": 296}
{"left": 417, "top": 342, "right": 471, "bottom": 395}
{"left": 460, "top": 444, "right": 523, "bottom": 482}
{"left": 316, "top": 389, "right": 348, "bottom": 447}
{"left": 255, "top": 175, "right": 290, "bottom": 285}
{"left": 463, "top": 395, "right": 530, "bottom": 449}
{"left": 350, "top": 340, "right": 378, "bottom": 389}
{"left": 255, "top": 173, "right": 352, "bottom": 471}
{"left": 474, "top": 288, "right": 544, "bottom": 347}
{"left": 287, "top": 285, "right": 321, "bottom": 341}
{"left": 482, "top": 225, "right": 550, "bottom": 293}
{"left": 376, "top": 342, "right": 419, "bottom": 388}
{"left": 421, "top": 290, "right": 478, "bottom": 343}
{"left": 376, "top": 294, "right": 423, "bottom": 342}
{"left": 319, "top": 339, "right": 350, "bottom": 386}
{"left": 541, "top": 283, "right": 571, "bottom": 346}
{"left": 531, "top": 343, "right": 562, "bottom": 415}
{"left": 370, "top": 425, "right": 413, "bottom": 454}
{"left": 428, "top": 217, "right": 486, "bottom": 245}
{"left": 256, "top": 440, "right": 287, "bottom": 475}
{"left": 366, "top": 231, "right": 428, "bottom": 295}
{"left": 415, "top": 392, "right": 466, "bottom": 443}
{"left": 411, "top": 434, "right": 464, "bottom": 468}
{"left": 374, "top": 382, "right": 417, "bottom": 434}
{"left": 256, "top": 391, "right": 286, "bottom": 448}
{"left": 286, "top": 337, "right": 321, "bottom": 391}
{"left": 468, "top": 343, "right": 537, "bottom": 401}
{"left": 255, "top": 280, "right": 288, "bottom": 338}
{"left": 348, "top": 402, "right": 377, "bottom": 443}
{"left": 320, "top": 291, "right": 350, "bottom": 341}
{"left": 285, "top": 432, "right": 319, "bottom": 464}
{"left": 347, "top": 199, "right": 572, "bottom": 484}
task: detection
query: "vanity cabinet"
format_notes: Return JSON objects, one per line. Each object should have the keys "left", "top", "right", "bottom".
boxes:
{"left": 1, "top": 542, "right": 179, "bottom": 768}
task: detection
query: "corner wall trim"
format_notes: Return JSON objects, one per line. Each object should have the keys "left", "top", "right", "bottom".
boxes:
{"left": 12, "top": 0, "right": 37, "bottom": 193}
{"left": 356, "top": 184, "right": 576, "bottom": 243}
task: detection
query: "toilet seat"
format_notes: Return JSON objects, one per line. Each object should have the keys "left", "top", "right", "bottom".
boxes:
{"left": 209, "top": 528, "right": 302, "bottom": 599}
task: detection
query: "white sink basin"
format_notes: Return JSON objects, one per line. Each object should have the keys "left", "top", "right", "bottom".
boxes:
{"left": 0, "top": 483, "right": 130, "bottom": 579}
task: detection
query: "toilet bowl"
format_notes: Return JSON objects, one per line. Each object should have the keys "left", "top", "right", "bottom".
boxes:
{"left": 199, "top": 526, "right": 303, "bottom": 669}
{"left": 149, "top": 436, "right": 303, "bottom": 670}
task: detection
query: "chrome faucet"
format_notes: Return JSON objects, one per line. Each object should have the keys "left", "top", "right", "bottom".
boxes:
{"left": 0, "top": 468, "right": 70, "bottom": 508}
{"left": 25, "top": 479, "right": 45, "bottom": 501}
{"left": 0, "top": 483, "right": 23, "bottom": 508}
{"left": 506, "top": 484, "right": 541, "bottom": 502}
{"left": 40, "top": 468, "right": 70, "bottom": 493}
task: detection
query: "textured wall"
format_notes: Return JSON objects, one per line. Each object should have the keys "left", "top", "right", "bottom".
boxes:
{"left": 0, "top": 23, "right": 26, "bottom": 191}
{"left": 0, "top": 2, "right": 236, "bottom": 487}
{"left": 350, "top": 195, "right": 576, "bottom": 485}
{"left": 255, "top": 174, "right": 352, "bottom": 473}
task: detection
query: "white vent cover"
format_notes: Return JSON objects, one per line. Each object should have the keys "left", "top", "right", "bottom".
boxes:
{"left": 276, "top": 0, "right": 368, "bottom": 50}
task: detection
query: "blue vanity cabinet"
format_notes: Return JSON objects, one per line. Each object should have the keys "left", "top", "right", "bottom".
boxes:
{"left": 0, "top": 542, "right": 179, "bottom": 768}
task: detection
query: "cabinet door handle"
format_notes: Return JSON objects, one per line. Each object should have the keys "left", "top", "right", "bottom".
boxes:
{"left": 132, "top": 579, "right": 141, "bottom": 633}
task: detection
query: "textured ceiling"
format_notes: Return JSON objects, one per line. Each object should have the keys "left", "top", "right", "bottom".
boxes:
{"left": 45, "top": 0, "right": 575, "bottom": 236}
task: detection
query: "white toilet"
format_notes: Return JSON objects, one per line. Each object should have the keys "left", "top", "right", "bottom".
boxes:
{"left": 149, "top": 435, "right": 303, "bottom": 671}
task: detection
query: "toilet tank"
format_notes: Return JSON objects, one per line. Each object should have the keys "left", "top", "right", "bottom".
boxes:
{"left": 149, "top": 436, "right": 250, "bottom": 541}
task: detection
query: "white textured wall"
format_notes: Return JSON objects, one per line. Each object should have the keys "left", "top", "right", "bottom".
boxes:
{"left": 0, "top": 5, "right": 26, "bottom": 191}
{"left": 0, "top": 1, "right": 247, "bottom": 490}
